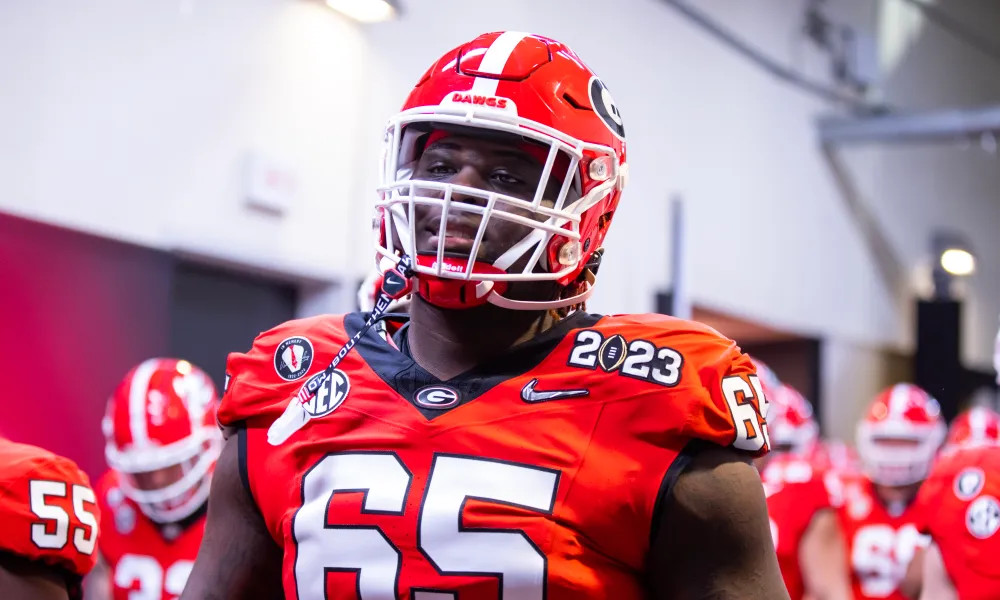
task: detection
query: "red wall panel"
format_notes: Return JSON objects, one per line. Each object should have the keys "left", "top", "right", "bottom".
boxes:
{"left": 0, "top": 213, "right": 173, "bottom": 478}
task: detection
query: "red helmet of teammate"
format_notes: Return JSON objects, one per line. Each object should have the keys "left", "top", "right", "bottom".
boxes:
{"left": 767, "top": 383, "right": 819, "bottom": 455}
{"left": 375, "top": 31, "right": 628, "bottom": 311}
{"left": 945, "top": 405, "right": 1000, "bottom": 448}
{"left": 748, "top": 356, "right": 782, "bottom": 394}
{"left": 103, "top": 358, "right": 221, "bottom": 523}
{"left": 855, "top": 383, "right": 946, "bottom": 486}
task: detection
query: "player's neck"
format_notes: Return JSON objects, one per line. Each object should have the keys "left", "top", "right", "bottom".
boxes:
{"left": 406, "top": 295, "right": 556, "bottom": 380}
{"left": 873, "top": 482, "right": 920, "bottom": 509}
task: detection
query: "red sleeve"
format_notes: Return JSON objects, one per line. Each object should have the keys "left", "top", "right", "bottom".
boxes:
{"left": 678, "top": 332, "right": 770, "bottom": 457}
{"left": 0, "top": 440, "right": 100, "bottom": 578}
{"left": 218, "top": 314, "right": 343, "bottom": 430}
{"left": 912, "top": 453, "right": 955, "bottom": 536}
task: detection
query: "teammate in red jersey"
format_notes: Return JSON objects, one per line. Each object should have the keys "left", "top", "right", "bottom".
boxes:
{"left": 183, "top": 31, "right": 785, "bottom": 600}
{"left": 0, "top": 437, "right": 100, "bottom": 600}
{"left": 757, "top": 382, "right": 852, "bottom": 600}
{"left": 914, "top": 442, "right": 1000, "bottom": 599}
{"left": 915, "top": 330, "right": 1000, "bottom": 599}
{"left": 839, "top": 383, "right": 945, "bottom": 600}
{"left": 85, "top": 358, "right": 220, "bottom": 600}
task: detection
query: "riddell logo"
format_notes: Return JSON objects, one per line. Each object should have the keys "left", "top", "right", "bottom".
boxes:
{"left": 430, "top": 260, "right": 465, "bottom": 273}
{"left": 450, "top": 92, "right": 509, "bottom": 109}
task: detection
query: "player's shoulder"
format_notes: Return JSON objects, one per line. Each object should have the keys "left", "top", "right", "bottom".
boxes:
{"left": 576, "top": 313, "right": 769, "bottom": 456}
{"left": 0, "top": 438, "right": 99, "bottom": 577}
{"left": 583, "top": 312, "right": 748, "bottom": 374}
{"left": 0, "top": 437, "right": 91, "bottom": 489}
{"left": 220, "top": 313, "right": 352, "bottom": 427}
{"left": 94, "top": 470, "right": 128, "bottom": 513}
{"left": 924, "top": 443, "right": 1000, "bottom": 501}
{"left": 593, "top": 313, "right": 736, "bottom": 349}
{"left": 237, "top": 313, "right": 348, "bottom": 363}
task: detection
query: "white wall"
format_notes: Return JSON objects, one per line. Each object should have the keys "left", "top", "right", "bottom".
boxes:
{"left": 0, "top": 0, "right": 369, "bottom": 282}
{"left": 2, "top": 1, "right": 996, "bottom": 424}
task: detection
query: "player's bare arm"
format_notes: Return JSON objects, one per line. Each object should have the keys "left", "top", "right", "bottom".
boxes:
{"left": 0, "top": 552, "right": 71, "bottom": 600}
{"left": 647, "top": 446, "right": 789, "bottom": 600}
{"left": 918, "top": 542, "right": 955, "bottom": 600}
{"left": 798, "top": 509, "right": 852, "bottom": 600}
{"left": 81, "top": 555, "right": 111, "bottom": 600}
{"left": 181, "top": 433, "right": 283, "bottom": 600}
{"left": 900, "top": 545, "right": 924, "bottom": 599}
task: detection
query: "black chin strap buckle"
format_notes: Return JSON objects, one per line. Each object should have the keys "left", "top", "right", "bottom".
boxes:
{"left": 380, "top": 254, "right": 415, "bottom": 301}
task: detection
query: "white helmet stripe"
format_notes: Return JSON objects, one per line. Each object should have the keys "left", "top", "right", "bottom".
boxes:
{"left": 887, "top": 383, "right": 912, "bottom": 418}
{"left": 469, "top": 31, "right": 529, "bottom": 97}
{"left": 971, "top": 408, "right": 988, "bottom": 440}
{"left": 128, "top": 359, "right": 158, "bottom": 446}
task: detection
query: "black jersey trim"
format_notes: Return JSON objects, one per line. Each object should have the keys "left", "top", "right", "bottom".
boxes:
{"left": 346, "top": 310, "right": 603, "bottom": 420}
{"left": 236, "top": 424, "right": 253, "bottom": 504}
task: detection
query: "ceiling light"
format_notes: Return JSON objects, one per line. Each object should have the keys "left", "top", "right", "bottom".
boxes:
{"left": 940, "top": 248, "right": 975, "bottom": 276}
{"left": 324, "top": 0, "right": 397, "bottom": 23}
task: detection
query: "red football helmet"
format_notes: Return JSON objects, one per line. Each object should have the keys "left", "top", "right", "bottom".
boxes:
{"left": 103, "top": 358, "right": 221, "bottom": 523}
{"left": 855, "top": 383, "right": 946, "bottom": 486}
{"left": 748, "top": 356, "right": 781, "bottom": 393}
{"left": 375, "top": 31, "right": 628, "bottom": 310}
{"left": 767, "top": 383, "right": 819, "bottom": 455}
{"left": 946, "top": 405, "right": 1000, "bottom": 447}
{"left": 810, "top": 438, "right": 862, "bottom": 476}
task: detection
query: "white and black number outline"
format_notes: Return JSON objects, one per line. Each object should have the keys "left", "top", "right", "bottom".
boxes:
{"left": 291, "top": 452, "right": 560, "bottom": 599}
{"left": 416, "top": 454, "right": 561, "bottom": 600}
{"left": 292, "top": 451, "right": 413, "bottom": 600}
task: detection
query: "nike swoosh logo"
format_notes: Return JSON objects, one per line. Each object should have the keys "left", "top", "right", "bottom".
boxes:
{"left": 520, "top": 378, "right": 589, "bottom": 403}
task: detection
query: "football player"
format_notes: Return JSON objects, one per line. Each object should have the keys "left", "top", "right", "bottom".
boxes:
{"left": 758, "top": 382, "right": 852, "bottom": 600}
{"left": 85, "top": 358, "right": 221, "bottom": 600}
{"left": 914, "top": 438, "right": 1000, "bottom": 599}
{"left": 915, "top": 329, "right": 1000, "bottom": 599}
{"left": 183, "top": 32, "right": 785, "bottom": 599}
{"left": 942, "top": 405, "right": 1000, "bottom": 449}
{"left": 0, "top": 436, "right": 100, "bottom": 599}
{"left": 840, "top": 383, "right": 945, "bottom": 600}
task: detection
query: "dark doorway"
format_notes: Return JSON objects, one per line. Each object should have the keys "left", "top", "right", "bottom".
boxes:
{"left": 168, "top": 262, "right": 299, "bottom": 392}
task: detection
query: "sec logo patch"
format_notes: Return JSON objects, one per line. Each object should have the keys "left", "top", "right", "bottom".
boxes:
{"left": 274, "top": 336, "right": 314, "bottom": 381}
{"left": 302, "top": 370, "right": 350, "bottom": 418}
{"left": 966, "top": 495, "right": 1000, "bottom": 539}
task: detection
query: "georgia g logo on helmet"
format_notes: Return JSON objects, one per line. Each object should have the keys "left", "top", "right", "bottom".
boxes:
{"left": 589, "top": 76, "right": 625, "bottom": 140}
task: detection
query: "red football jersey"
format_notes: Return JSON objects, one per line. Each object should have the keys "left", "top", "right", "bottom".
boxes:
{"left": 0, "top": 437, "right": 99, "bottom": 578}
{"left": 95, "top": 471, "right": 206, "bottom": 600}
{"left": 839, "top": 476, "right": 928, "bottom": 600}
{"left": 914, "top": 444, "right": 1000, "bottom": 599}
{"left": 220, "top": 311, "right": 770, "bottom": 600}
{"left": 761, "top": 453, "right": 842, "bottom": 600}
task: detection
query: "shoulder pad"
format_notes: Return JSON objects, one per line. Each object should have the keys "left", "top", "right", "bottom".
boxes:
{"left": 218, "top": 314, "right": 348, "bottom": 429}
{"left": 0, "top": 439, "right": 99, "bottom": 577}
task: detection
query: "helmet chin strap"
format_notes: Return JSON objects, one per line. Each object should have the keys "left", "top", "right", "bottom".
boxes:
{"left": 409, "top": 253, "right": 596, "bottom": 311}
{"left": 486, "top": 277, "right": 594, "bottom": 310}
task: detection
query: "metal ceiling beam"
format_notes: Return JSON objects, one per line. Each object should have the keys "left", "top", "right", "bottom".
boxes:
{"left": 818, "top": 104, "right": 1000, "bottom": 145}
